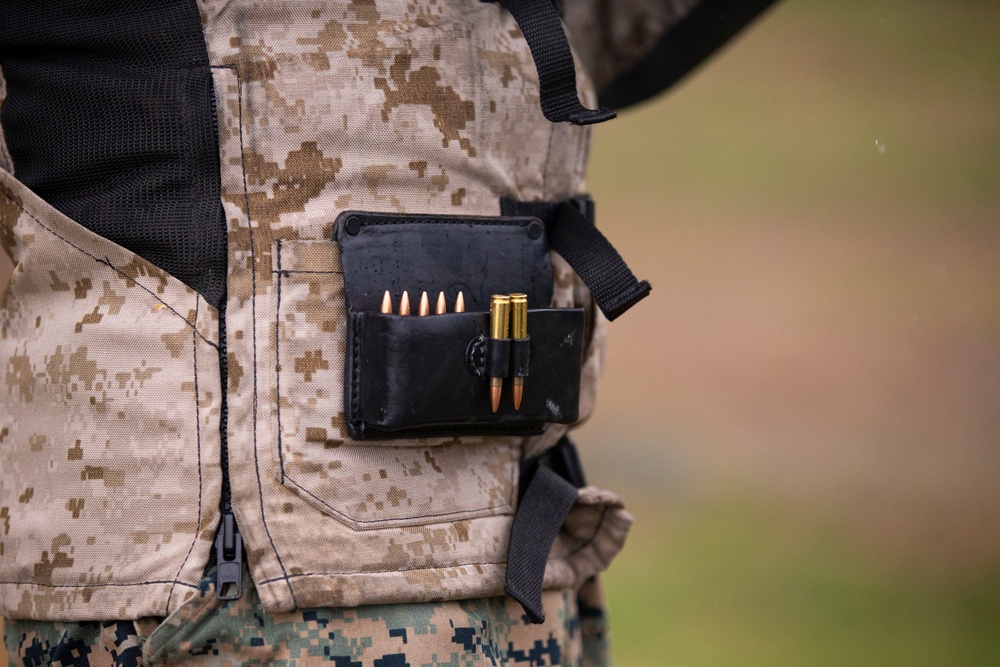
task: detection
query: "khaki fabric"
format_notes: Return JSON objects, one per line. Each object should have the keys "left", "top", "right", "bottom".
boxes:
{"left": 204, "top": 0, "right": 631, "bottom": 615}
{"left": 0, "top": 170, "right": 223, "bottom": 619}
{"left": 0, "top": 0, "right": 633, "bottom": 620}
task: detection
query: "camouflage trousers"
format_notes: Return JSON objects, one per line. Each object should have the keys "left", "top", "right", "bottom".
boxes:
{"left": 3, "top": 567, "right": 610, "bottom": 666}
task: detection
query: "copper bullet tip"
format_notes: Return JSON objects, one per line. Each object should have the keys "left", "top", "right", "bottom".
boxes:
{"left": 455, "top": 291, "right": 465, "bottom": 313}
{"left": 490, "top": 379, "right": 502, "bottom": 413}
{"left": 436, "top": 291, "right": 446, "bottom": 315}
{"left": 418, "top": 291, "right": 430, "bottom": 316}
{"left": 512, "top": 378, "right": 524, "bottom": 410}
{"left": 399, "top": 291, "right": 410, "bottom": 316}
{"left": 380, "top": 290, "right": 392, "bottom": 314}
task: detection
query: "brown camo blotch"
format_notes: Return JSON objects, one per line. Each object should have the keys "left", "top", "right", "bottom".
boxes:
{"left": 73, "top": 278, "right": 92, "bottom": 300}
{"left": 65, "top": 498, "right": 85, "bottom": 519}
{"left": 294, "top": 349, "right": 328, "bottom": 381}
{"left": 32, "top": 534, "right": 75, "bottom": 584}
{"left": 345, "top": 0, "right": 396, "bottom": 74}
{"left": 477, "top": 48, "right": 530, "bottom": 88}
{"left": 161, "top": 326, "right": 191, "bottom": 358}
{"left": 98, "top": 281, "right": 125, "bottom": 315}
{"left": 115, "top": 257, "right": 170, "bottom": 294}
{"left": 48, "top": 270, "right": 70, "bottom": 293}
{"left": 298, "top": 18, "right": 348, "bottom": 71}
{"left": 67, "top": 441, "right": 83, "bottom": 460}
{"left": 375, "top": 53, "right": 477, "bottom": 156}
{"left": 6, "top": 350, "right": 35, "bottom": 401}
{"left": 229, "top": 143, "right": 341, "bottom": 225}
{"left": 228, "top": 350, "right": 244, "bottom": 391}
{"left": 45, "top": 346, "right": 105, "bottom": 390}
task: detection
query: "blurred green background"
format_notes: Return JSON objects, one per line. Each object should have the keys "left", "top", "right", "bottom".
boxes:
{"left": 575, "top": 0, "right": 1000, "bottom": 664}
{"left": 3, "top": 1, "right": 999, "bottom": 664}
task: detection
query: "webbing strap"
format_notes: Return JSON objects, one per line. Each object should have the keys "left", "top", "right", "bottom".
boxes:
{"left": 505, "top": 437, "right": 588, "bottom": 623}
{"left": 501, "top": 197, "right": 652, "bottom": 321}
{"left": 493, "top": 0, "right": 616, "bottom": 125}
{"left": 505, "top": 467, "right": 579, "bottom": 623}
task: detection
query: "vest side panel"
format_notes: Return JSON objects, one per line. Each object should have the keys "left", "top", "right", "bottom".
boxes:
{"left": 202, "top": 0, "right": 629, "bottom": 613}
{"left": 0, "top": 171, "right": 222, "bottom": 621}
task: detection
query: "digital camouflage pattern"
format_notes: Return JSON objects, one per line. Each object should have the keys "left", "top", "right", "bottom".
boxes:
{"left": 4, "top": 567, "right": 611, "bottom": 666}
{"left": 0, "top": 0, "right": 636, "bottom": 627}
{"left": 0, "top": 170, "right": 223, "bottom": 620}
{"left": 201, "top": 0, "right": 632, "bottom": 616}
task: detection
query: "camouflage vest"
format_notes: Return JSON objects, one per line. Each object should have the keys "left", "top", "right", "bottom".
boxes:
{"left": 0, "top": 0, "right": 774, "bottom": 621}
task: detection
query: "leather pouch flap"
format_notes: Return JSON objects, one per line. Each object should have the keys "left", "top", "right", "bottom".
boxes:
{"left": 334, "top": 211, "right": 553, "bottom": 312}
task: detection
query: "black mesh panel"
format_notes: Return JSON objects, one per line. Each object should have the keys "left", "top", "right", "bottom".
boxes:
{"left": 0, "top": 0, "right": 227, "bottom": 308}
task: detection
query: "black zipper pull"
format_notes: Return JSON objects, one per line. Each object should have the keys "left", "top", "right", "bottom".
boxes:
{"left": 215, "top": 511, "right": 243, "bottom": 600}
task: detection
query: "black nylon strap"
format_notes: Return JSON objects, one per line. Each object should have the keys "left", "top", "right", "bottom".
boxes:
{"left": 505, "top": 465, "right": 578, "bottom": 623}
{"left": 494, "top": 0, "right": 616, "bottom": 125}
{"left": 501, "top": 197, "right": 651, "bottom": 321}
{"left": 505, "top": 436, "right": 587, "bottom": 623}
{"left": 549, "top": 203, "right": 651, "bottom": 320}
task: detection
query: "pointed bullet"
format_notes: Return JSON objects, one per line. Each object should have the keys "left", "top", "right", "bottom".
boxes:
{"left": 491, "top": 379, "right": 502, "bottom": 413}
{"left": 399, "top": 291, "right": 410, "bottom": 316}
{"left": 380, "top": 290, "right": 392, "bottom": 314}
{"left": 418, "top": 291, "right": 430, "bottom": 316}
{"left": 455, "top": 291, "right": 465, "bottom": 313}
{"left": 435, "top": 291, "right": 447, "bottom": 315}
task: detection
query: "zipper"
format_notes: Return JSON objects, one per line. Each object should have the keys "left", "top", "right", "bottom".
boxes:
{"left": 206, "top": 78, "right": 243, "bottom": 601}
{"left": 214, "top": 300, "right": 244, "bottom": 600}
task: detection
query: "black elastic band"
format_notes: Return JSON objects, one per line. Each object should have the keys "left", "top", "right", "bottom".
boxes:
{"left": 485, "top": 337, "right": 512, "bottom": 378}
{"left": 494, "top": 0, "right": 615, "bottom": 125}
{"left": 501, "top": 197, "right": 651, "bottom": 321}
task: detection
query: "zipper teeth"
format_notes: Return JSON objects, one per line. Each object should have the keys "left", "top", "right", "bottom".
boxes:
{"left": 219, "top": 306, "right": 231, "bottom": 513}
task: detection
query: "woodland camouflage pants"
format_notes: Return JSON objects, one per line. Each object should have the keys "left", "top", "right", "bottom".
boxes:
{"left": 3, "top": 567, "right": 610, "bottom": 667}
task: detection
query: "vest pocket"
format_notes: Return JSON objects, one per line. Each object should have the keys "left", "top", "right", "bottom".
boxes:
{"left": 273, "top": 239, "right": 518, "bottom": 530}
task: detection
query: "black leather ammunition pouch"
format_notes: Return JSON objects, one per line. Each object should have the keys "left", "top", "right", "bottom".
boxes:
{"left": 335, "top": 211, "right": 585, "bottom": 440}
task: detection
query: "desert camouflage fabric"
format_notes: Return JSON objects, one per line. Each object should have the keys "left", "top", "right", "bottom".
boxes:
{"left": 0, "top": 170, "right": 223, "bottom": 619}
{"left": 202, "top": 0, "right": 631, "bottom": 616}
{"left": 0, "top": 0, "right": 634, "bottom": 622}
{"left": 3, "top": 568, "right": 611, "bottom": 666}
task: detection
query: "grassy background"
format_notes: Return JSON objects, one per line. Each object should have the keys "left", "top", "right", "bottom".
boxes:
{"left": 574, "top": 0, "right": 1000, "bottom": 664}
{"left": 3, "top": 1, "right": 999, "bottom": 664}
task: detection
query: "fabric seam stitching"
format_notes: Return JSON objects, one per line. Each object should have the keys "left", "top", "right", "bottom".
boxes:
{"left": 212, "top": 63, "right": 297, "bottom": 605}
{"left": 0, "top": 190, "right": 219, "bottom": 350}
